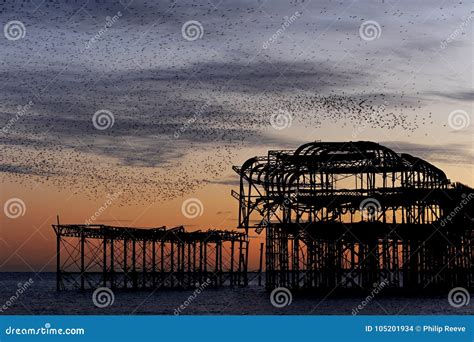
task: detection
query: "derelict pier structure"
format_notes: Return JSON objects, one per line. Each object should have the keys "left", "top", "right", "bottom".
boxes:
{"left": 54, "top": 141, "right": 473, "bottom": 293}
{"left": 53, "top": 224, "right": 248, "bottom": 290}
{"left": 232, "top": 141, "right": 473, "bottom": 292}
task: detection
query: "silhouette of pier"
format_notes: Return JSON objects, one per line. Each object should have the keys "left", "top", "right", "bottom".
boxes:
{"left": 232, "top": 141, "right": 473, "bottom": 291}
{"left": 53, "top": 224, "right": 248, "bottom": 291}
{"left": 54, "top": 141, "right": 473, "bottom": 293}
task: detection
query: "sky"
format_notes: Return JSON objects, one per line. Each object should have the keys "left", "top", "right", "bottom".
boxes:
{"left": 0, "top": 0, "right": 472, "bottom": 271}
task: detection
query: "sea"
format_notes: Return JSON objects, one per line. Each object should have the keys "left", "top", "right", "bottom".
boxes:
{"left": 0, "top": 273, "right": 472, "bottom": 315}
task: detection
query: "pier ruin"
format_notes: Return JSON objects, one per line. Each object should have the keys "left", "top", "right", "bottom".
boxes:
{"left": 232, "top": 141, "right": 473, "bottom": 291}
{"left": 54, "top": 141, "right": 473, "bottom": 293}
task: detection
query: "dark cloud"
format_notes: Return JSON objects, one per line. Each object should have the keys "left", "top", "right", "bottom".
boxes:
{"left": 382, "top": 141, "right": 473, "bottom": 166}
{"left": 0, "top": 0, "right": 471, "bottom": 201}
{"left": 427, "top": 91, "right": 473, "bottom": 102}
{"left": 0, "top": 59, "right": 370, "bottom": 168}
{"left": 0, "top": 163, "right": 56, "bottom": 176}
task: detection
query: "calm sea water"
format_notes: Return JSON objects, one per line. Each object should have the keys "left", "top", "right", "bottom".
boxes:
{"left": 0, "top": 273, "right": 472, "bottom": 315}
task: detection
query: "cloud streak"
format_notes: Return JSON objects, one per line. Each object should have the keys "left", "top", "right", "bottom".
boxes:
{"left": 0, "top": 0, "right": 472, "bottom": 201}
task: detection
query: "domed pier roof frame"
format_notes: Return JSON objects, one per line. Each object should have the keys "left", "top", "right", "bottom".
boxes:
{"left": 233, "top": 141, "right": 473, "bottom": 291}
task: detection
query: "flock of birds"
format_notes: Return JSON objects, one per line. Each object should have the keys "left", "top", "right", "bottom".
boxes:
{"left": 0, "top": 0, "right": 465, "bottom": 205}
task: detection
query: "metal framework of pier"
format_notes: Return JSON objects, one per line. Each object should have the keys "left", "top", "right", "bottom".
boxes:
{"left": 53, "top": 224, "right": 249, "bottom": 291}
{"left": 232, "top": 141, "right": 474, "bottom": 291}
{"left": 53, "top": 141, "right": 473, "bottom": 293}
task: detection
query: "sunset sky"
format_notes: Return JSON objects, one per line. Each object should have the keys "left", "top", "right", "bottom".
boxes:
{"left": 0, "top": 0, "right": 472, "bottom": 271}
